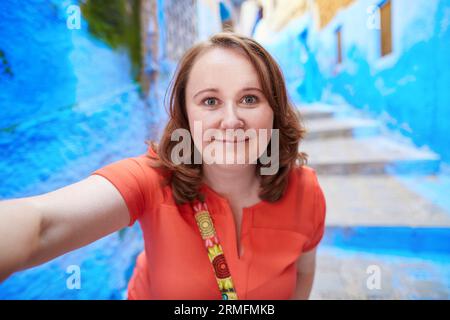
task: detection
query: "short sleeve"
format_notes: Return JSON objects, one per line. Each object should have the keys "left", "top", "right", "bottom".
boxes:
{"left": 302, "top": 171, "right": 326, "bottom": 252}
{"left": 90, "top": 156, "right": 155, "bottom": 227}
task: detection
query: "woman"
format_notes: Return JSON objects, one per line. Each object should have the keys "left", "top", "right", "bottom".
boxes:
{"left": 0, "top": 32, "right": 326, "bottom": 300}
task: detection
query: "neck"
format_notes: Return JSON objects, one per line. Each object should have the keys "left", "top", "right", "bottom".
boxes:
{"left": 202, "top": 164, "right": 260, "bottom": 200}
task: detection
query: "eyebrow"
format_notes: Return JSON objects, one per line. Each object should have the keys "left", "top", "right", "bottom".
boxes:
{"left": 193, "top": 87, "right": 264, "bottom": 99}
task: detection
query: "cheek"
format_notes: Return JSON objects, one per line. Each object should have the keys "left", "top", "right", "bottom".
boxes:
{"left": 186, "top": 107, "right": 215, "bottom": 148}
{"left": 244, "top": 106, "right": 273, "bottom": 155}
{"left": 249, "top": 105, "right": 274, "bottom": 130}
{"left": 256, "top": 106, "right": 274, "bottom": 149}
{"left": 188, "top": 120, "right": 203, "bottom": 151}
{"left": 186, "top": 105, "right": 200, "bottom": 148}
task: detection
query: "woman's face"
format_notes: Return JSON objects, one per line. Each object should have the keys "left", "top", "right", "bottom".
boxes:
{"left": 185, "top": 47, "right": 274, "bottom": 168}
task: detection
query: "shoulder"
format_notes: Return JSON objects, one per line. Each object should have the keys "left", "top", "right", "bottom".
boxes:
{"left": 267, "top": 165, "right": 324, "bottom": 217}
{"left": 290, "top": 165, "right": 321, "bottom": 192}
{"left": 95, "top": 154, "right": 164, "bottom": 184}
{"left": 91, "top": 152, "right": 169, "bottom": 204}
{"left": 289, "top": 165, "right": 326, "bottom": 223}
{"left": 131, "top": 154, "right": 167, "bottom": 179}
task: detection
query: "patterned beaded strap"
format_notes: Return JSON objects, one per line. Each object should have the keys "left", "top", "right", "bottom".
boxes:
{"left": 192, "top": 200, "right": 238, "bottom": 300}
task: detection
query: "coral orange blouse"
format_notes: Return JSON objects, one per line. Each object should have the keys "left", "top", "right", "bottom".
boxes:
{"left": 90, "top": 147, "right": 326, "bottom": 300}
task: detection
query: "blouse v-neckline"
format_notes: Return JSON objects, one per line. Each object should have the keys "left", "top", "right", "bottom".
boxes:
{"left": 199, "top": 182, "right": 267, "bottom": 261}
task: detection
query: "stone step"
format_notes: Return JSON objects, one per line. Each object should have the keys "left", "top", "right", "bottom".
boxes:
{"left": 303, "top": 118, "right": 380, "bottom": 140}
{"left": 316, "top": 175, "right": 450, "bottom": 227}
{"left": 301, "top": 136, "right": 440, "bottom": 175}
{"left": 296, "top": 105, "right": 335, "bottom": 120}
{"left": 311, "top": 246, "right": 450, "bottom": 299}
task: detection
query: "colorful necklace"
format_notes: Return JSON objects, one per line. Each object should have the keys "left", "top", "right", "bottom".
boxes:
{"left": 191, "top": 200, "right": 239, "bottom": 300}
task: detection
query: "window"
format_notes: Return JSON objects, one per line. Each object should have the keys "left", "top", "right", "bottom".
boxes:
{"left": 380, "top": 0, "right": 392, "bottom": 56}
{"left": 336, "top": 27, "right": 343, "bottom": 64}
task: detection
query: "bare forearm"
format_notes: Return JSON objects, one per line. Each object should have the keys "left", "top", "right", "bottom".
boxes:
{"left": 292, "top": 271, "right": 315, "bottom": 300}
{"left": 0, "top": 199, "right": 42, "bottom": 282}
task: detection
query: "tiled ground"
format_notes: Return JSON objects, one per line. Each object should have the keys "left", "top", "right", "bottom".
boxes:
{"left": 317, "top": 174, "right": 450, "bottom": 226}
{"left": 298, "top": 103, "right": 450, "bottom": 299}
{"left": 311, "top": 246, "right": 450, "bottom": 299}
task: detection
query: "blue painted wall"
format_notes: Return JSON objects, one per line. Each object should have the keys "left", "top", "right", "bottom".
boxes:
{"left": 0, "top": 0, "right": 150, "bottom": 198}
{"left": 255, "top": 0, "right": 450, "bottom": 162}
{"left": 322, "top": 0, "right": 450, "bottom": 162}
{"left": 0, "top": 0, "right": 150, "bottom": 299}
{"left": 0, "top": 0, "right": 76, "bottom": 128}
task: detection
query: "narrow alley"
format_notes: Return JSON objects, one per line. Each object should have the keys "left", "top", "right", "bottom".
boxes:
{"left": 0, "top": 0, "right": 449, "bottom": 300}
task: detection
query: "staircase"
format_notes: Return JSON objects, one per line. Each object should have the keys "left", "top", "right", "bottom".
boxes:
{"left": 296, "top": 103, "right": 450, "bottom": 299}
{"left": 299, "top": 104, "right": 440, "bottom": 175}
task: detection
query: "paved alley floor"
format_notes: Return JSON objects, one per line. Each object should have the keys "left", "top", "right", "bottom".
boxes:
{"left": 297, "top": 103, "right": 450, "bottom": 299}
{"left": 318, "top": 174, "right": 450, "bottom": 226}
{"left": 311, "top": 246, "right": 450, "bottom": 299}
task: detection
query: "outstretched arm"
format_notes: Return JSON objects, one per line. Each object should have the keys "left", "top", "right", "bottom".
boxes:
{"left": 0, "top": 175, "right": 131, "bottom": 282}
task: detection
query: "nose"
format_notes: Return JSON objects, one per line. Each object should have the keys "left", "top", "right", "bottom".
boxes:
{"left": 220, "top": 102, "right": 244, "bottom": 130}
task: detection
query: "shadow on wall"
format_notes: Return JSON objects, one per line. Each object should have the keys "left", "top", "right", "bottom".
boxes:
{"left": 321, "top": 0, "right": 450, "bottom": 162}
{"left": 0, "top": 0, "right": 149, "bottom": 299}
{"left": 255, "top": 0, "right": 450, "bottom": 163}
{"left": 80, "top": 0, "right": 142, "bottom": 82}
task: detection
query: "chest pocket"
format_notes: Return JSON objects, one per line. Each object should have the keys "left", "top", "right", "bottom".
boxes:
{"left": 246, "top": 227, "right": 307, "bottom": 295}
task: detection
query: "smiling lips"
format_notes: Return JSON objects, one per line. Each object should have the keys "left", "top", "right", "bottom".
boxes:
{"left": 214, "top": 138, "right": 250, "bottom": 143}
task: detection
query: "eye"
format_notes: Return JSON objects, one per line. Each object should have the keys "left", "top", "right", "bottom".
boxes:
{"left": 202, "top": 97, "right": 218, "bottom": 107}
{"left": 241, "top": 95, "right": 258, "bottom": 105}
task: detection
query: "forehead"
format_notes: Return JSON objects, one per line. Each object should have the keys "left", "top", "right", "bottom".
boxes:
{"left": 186, "top": 47, "right": 262, "bottom": 93}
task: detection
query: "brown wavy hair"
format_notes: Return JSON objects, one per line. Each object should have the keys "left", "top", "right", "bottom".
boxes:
{"left": 145, "top": 32, "right": 307, "bottom": 205}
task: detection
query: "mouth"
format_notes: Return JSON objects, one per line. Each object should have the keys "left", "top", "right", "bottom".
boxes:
{"left": 214, "top": 137, "right": 250, "bottom": 143}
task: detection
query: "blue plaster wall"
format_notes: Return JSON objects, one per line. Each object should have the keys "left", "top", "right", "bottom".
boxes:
{"left": 254, "top": 14, "right": 325, "bottom": 105}
{"left": 255, "top": 0, "right": 450, "bottom": 162}
{"left": 321, "top": 0, "right": 450, "bottom": 162}
{"left": 322, "top": 226, "right": 450, "bottom": 260}
{"left": 0, "top": 0, "right": 77, "bottom": 128}
{"left": 0, "top": 0, "right": 151, "bottom": 299}
{"left": 0, "top": 0, "right": 150, "bottom": 198}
